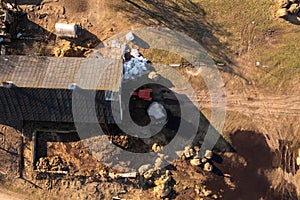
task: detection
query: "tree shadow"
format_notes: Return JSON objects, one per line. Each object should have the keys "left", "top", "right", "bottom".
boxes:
{"left": 281, "top": 13, "right": 300, "bottom": 25}
{"left": 110, "top": 1, "right": 246, "bottom": 75}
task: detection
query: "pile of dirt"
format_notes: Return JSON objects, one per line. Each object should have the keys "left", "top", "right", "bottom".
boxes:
{"left": 36, "top": 156, "right": 69, "bottom": 172}
{"left": 52, "top": 40, "right": 88, "bottom": 57}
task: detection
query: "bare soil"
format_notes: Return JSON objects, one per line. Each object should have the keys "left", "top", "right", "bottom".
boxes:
{"left": 0, "top": 0, "right": 299, "bottom": 199}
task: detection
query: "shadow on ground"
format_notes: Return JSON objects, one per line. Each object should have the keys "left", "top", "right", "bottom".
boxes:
{"left": 205, "top": 130, "right": 298, "bottom": 200}
{"left": 110, "top": 0, "right": 249, "bottom": 80}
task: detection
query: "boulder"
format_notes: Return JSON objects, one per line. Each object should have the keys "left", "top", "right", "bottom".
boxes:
{"left": 204, "top": 162, "right": 213, "bottom": 172}
{"left": 296, "top": 157, "right": 300, "bottom": 166}
{"left": 204, "top": 150, "right": 213, "bottom": 160}
{"left": 277, "top": 8, "right": 288, "bottom": 17}
{"left": 153, "top": 171, "right": 173, "bottom": 198}
{"left": 190, "top": 157, "right": 201, "bottom": 167}
{"left": 152, "top": 143, "right": 162, "bottom": 152}
{"left": 288, "top": 3, "right": 300, "bottom": 14}
{"left": 278, "top": 0, "right": 290, "bottom": 8}
{"left": 148, "top": 71, "right": 160, "bottom": 81}
{"left": 183, "top": 146, "right": 195, "bottom": 159}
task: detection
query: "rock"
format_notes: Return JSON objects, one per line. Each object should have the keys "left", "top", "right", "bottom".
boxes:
{"left": 152, "top": 143, "right": 162, "bottom": 152}
{"left": 154, "top": 171, "right": 173, "bottom": 198}
{"left": 296, "top": 157, "right": 300, "bottom": 166}
{"left": 138, "top": 164, "right": 152, "bottom": 174}
{"left": 203, "top": 162, "right": 213, "bottom": 172}
{"left": 148, "top": 71, "right": 160, "bottom": 81}
{"left": 277, "top": 8, "right": 288, "bottom": 17}
{"left": 288, "top": 3, "right": 299, "bottom": 14}
{"left": 278, "top": 0, "right": 290, "bottom": 8}
{"left": 190, "top": 157, "right": 201, "bottom": 166}
{"left": 144, "top": 169, "right": 155, "bottom": 180}
{"left": 201, "top": 157, "right": 208, "bottom": 164}
{"left": 36, "top": 157, "right": 50, "bottom": 171}
{"left": 204, "top": 150, "right": 213, "bottom": 160}
{"left": 183, "top": 146, "right": 195, "bottom": 159}
{"left": 98, "top": 169, "right": 108, "bottom": 178}
{"left": 201, "top": 187, "right": 212, "bottom": 197}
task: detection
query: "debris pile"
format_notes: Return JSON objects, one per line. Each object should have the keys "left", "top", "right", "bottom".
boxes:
{"left": 277, "top": 0, "right": 300, "bottom": 17}
{"left": 183, "top": 146, "right": 215, "bottom": 172}
{"left": 36, "top": 156, "right": 69, "bottom": 172}
{"left": 153, "top": 170, "right": 174, "bottom": 199}
{"left": 53, "top": 40, "right": 87, "bottom": 57}
{"left": 123, "top": 48, "right": 149, "bottom": 81}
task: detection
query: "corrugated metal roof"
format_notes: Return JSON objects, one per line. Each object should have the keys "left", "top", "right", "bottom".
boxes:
{"left": 0, "top": 56, "right": 122, "bottom": 91}
{"left": 0, "top": 88, "right": 116, "bottom": 124}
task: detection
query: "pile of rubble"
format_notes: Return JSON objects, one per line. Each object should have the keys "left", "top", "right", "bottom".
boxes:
{"left": 277, "top": 0, "right": 300, "bottom": 17}
{"left": 122, "top": 46, "right": 149, "bottom": 81}
{"left": 36, "top": 156, "right": 69, "bottom": 173}
{"left": 183, "top": 146, "right": 214, "bottom": 172}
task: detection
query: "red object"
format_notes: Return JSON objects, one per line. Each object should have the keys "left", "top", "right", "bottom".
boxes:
{"left": 132, "top": 89, "right": 152, "bottom": 101}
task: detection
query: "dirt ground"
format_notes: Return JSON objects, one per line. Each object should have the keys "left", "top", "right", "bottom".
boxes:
{"left": 0, "top": 0, "right": 300, "bottom": 199}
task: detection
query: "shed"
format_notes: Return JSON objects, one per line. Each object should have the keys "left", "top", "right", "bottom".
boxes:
{"left": 0, "top": 55, "right": 123, "bottom": 128}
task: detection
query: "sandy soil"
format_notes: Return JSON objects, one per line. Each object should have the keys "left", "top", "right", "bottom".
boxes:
{"left": 0, "top": 186, "right": 29, "bottom": 200}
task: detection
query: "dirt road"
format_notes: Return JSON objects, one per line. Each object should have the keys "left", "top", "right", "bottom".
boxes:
{"left": 0, "top": 187, "right": 29, "bottom": 200}
{"left": 194, "top": 91, "right": 300, "bottom": 116}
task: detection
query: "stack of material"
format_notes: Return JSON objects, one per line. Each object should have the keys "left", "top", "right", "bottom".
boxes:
{"left": 123, "top": 49, "right": 149, "bottom": 81}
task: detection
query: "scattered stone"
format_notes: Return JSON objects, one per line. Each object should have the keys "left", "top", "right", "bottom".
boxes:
{"left": 204, "top": 150, "right": 213, "bottom": 160}
{"left": 144, "top": 169, "right": 155, "bottom": 180}
{"left": 288, "top": 3, "right": 299, "bottom": 14}
{"left": 201, "top": 187, "right": 212, "bottom": 197}
{"left": 278, "top": 0, "right": 290, "bottom": 8}
{"left": 36, "top": 156, "right": 68, "bottom": 172}
{"left": 296, "top": 157, "right": 300, "bottom": 166}
{"left": 148, "top": 71, "right": 160, "bottom": 81}
{"left": 153, "top": 170, "right": 173, "bottom": 198}
{"left": 203, "top": 162, "right": 213, "bottom": 172}
{"left": 138, "top": 164, "right": 152, "bottom": 175}
{"left": 152, "top": 143, "right": 162, "bottom": 152}
{"left": 190, "top": 156, "right": 201, "bottom": 167}
{"left": 183, "top": 146, "right": 195, "bottom": 159}
{"left": 201, "top": 157, "right": 208, "bottom": 164}
{"left": 98, "top": 169, "right": 108, "bottom": 178}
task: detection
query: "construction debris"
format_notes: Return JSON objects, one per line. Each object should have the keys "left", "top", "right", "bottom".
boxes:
{"left": 153, "top": 170, "right": 173, "bottom": 199}
{"left": 152, "top": 143, "right": 162, "bottom": 152}
{"left": 36, "top": 156, "right": 69, "bottom": 173}
{"left": 203, "top": 162, "right": 213, "bottom": 172}
{"left": 123, "top": 48, "right": 149, "bottom": 81}
{"left": 0, "top": 3, "right": 16, "bottom": 40}
{"left": 109, "top": 172, "right": 137, "bottom": 179}
{"left": 190, "top": 156, "right": 201, "bottom": 167}
{"left": 183, "top": 146, "right": 196, "bottom": 159}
